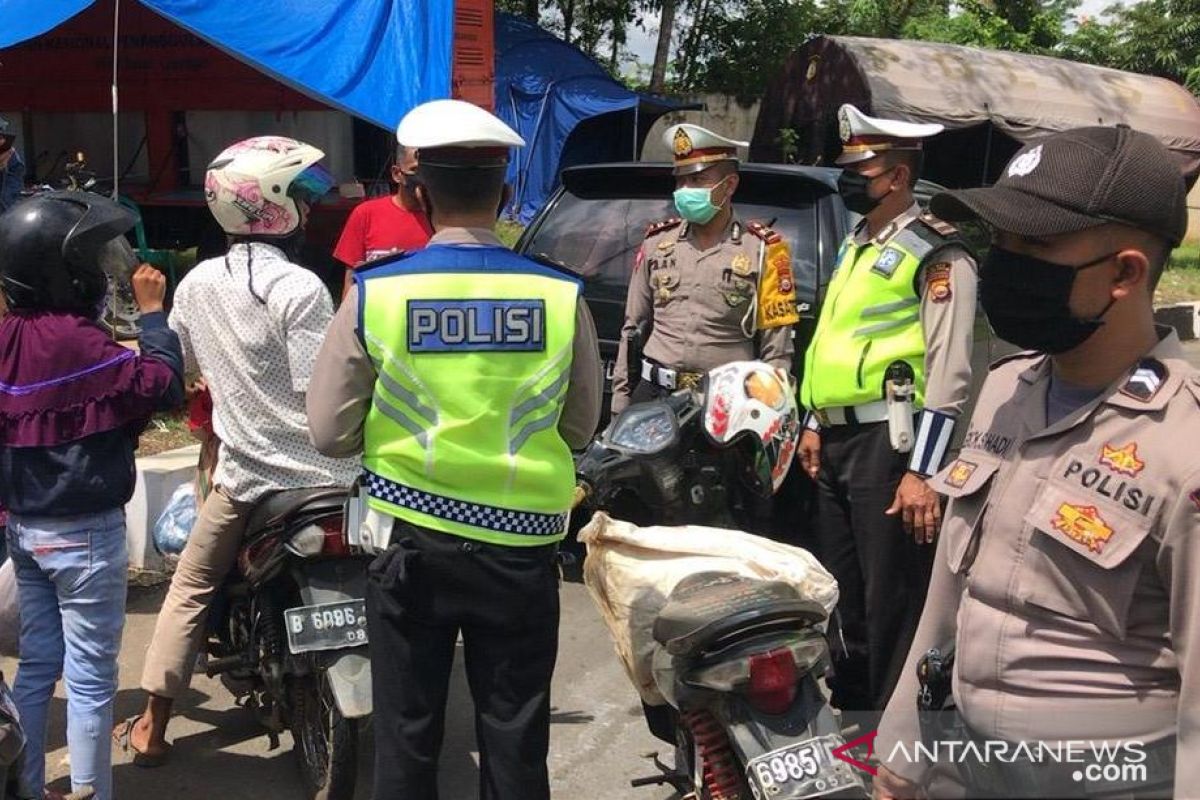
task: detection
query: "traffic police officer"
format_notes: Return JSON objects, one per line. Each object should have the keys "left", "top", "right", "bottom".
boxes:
{"left": 876, "top": 126, "right": 1196, "bottom": 799}
{"left": 308, "top": 99, "right": 602, "bottom": 800}
{"left": 799, "top": 105, "right": 978, "bottom": 714}
{"left": 611, "top": 123, "right": 799, "bottom": 414}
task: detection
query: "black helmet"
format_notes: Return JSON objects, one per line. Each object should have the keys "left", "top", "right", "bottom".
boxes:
{"left": 0, "top": 192, "right": 136, "bottom": 311}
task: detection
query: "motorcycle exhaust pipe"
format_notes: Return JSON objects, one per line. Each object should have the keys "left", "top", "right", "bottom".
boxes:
{"left": 204, "top": 654, "right": 249, "bottom": 677}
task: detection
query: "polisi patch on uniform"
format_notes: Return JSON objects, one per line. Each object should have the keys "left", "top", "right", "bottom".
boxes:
{"left": 1062, "top": 459, "right": 1155, "bottom": 516}
{"left": 871, "top": 247, "right": 904, "bottom": 278}
{"left": 1099, "top": 442, "right": 1145, "bottom": 477}
{"left": 407, "top": 299, "right": 545, "bottom": 353}
{"left": 1121, "top": 359, "right": 1167, "bottom": 402}
{"left": 1051, "top": 502, "right": 1114, "bottom": 554}
{"left": 945, "top": 459, "right": 977, "bottom": 489}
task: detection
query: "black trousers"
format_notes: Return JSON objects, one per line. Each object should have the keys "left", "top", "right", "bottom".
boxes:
{"left": 366, "top": 520, "right": 561, "bottom": 800}
{"left": 812, "top": 421, "right": 933, "bottom": 713}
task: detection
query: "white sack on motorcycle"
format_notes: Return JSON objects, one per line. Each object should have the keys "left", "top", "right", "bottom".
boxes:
{"left": 580, "top": 512, "right": 839, "bottom": 706}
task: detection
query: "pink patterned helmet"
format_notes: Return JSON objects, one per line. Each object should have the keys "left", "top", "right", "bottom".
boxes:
{"left": 703, "top": 361, "right": 800, "bottom": 493}
{"left": 204, "top": 136, "right": 333, "bottom": 237}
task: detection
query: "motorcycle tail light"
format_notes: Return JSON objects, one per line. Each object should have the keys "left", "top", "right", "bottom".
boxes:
{"left": 747, "top": 647, "right": 798, "bottom": 715}
{"left": 318, "top": 516, "right": 351, "bottom": 556}
{"left": 287, "top": 517, "right": 349, "bottom": 558}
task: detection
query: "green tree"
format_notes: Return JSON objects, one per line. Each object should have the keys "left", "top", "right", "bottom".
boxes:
{"left": 1074, "top": 0, "right": 1200, "bottom": 93}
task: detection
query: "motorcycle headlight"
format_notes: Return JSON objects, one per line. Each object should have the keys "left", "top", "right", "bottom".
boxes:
{"left": 603, "top": 402, "right": 678, "bottom": 456}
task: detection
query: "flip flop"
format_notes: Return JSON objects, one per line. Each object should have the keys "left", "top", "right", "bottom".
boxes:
{"left": 112, "top": 715, "right": 171, "bottom": 768}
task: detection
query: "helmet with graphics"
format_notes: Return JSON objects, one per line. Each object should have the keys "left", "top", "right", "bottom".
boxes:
{"left": 204, "top": 136, "right": 333, "bottom": 237}
{"left": 702, "top": 361, "right": 800, "bottom": 495}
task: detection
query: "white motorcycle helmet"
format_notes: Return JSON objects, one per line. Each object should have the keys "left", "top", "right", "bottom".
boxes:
{"left": 702, "top": 361, "right": 801, "bottom": 494}
{"left": 204, "top": 136, "right": 333, "bottom": 237}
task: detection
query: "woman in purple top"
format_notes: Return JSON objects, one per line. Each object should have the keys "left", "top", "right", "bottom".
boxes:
{"left": 0, "top": 193, "right": 184, "bottom": 800}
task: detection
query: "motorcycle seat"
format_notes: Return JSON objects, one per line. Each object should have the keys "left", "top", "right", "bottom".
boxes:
{"left": 652, "top": 572, "right": 827, "bottom": 658}
{"left": 244, "top": 487, "right": 349, "bottom": 534}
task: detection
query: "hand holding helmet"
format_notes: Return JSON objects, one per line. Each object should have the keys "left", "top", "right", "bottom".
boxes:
{"left": 131, "top": 264, "right": 166, "bottom": 314}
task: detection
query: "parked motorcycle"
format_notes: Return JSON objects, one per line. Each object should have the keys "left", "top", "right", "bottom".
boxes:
{"left": 201, "top": 487, "right": 371, "bottom": 800}
{"left": 575, "top": 361, "right": 866, "bottom": 800}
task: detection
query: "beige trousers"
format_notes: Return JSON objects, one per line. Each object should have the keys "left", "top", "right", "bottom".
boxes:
{"left": 140, "top": 488, "right": 251, "bottom": 699}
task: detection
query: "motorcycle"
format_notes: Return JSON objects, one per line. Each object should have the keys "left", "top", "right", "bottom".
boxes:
{"left": 201, "top": 487, "right": 372, "bottom": 800}
{"left": 575, "top": 361, "right": 866, "bottom": 800}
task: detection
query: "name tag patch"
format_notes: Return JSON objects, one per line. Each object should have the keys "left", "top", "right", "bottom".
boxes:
{"left": 407, "top": 299, "right": 546, "bottom": 352}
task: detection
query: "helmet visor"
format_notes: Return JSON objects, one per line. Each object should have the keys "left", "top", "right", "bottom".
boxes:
{"left": 289, "top": 163, "right": 335, "bottom": 205}
{"left": 96, "top": 236, "right": 138, "bottom": 282}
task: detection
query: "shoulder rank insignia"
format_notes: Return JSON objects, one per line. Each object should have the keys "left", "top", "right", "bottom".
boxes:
{"left": 746, "top": 221, "right": 782, "bottom": 245}
{"left": 919, "top": 210, "right": 958, "bottom": 237}
{"left": 1121, "top": 358, "right": 1167, "bottom": 402}
{"left": 644, "top": 218, "right": 683, "bottom": 239}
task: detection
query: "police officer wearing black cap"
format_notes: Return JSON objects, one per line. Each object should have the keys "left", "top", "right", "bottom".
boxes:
{"left": 875, "top": 125, "right": 1198, "bottom": 799}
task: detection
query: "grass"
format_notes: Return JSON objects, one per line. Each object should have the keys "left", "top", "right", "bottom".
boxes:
{"left": 1156, "top": 242, "right": 1200, "bottom": 305}
{"left": 136, "top": 411, "right": 196, "bottom": 457}
{"left": 495, "top": 220, "right": 525, "bottom": 248}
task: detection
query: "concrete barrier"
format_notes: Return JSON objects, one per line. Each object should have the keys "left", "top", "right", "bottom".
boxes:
{"left": 1154, "top": 302, "right": 1199, "bottom": 341}
{"left": 127, "top": 444, "right": 199, "bottom": 573}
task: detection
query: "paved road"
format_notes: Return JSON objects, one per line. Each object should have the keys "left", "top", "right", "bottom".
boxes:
{"left": 9, "top": 337, "right": 1200, "bottom": 799}
{"left": 2, "top": 575, "right": 676, "bottom": 800}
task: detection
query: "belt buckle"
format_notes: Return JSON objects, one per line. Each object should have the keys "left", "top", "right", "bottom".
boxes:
{"left": 814, "top": 409, "right": 831, "bottom": 427}
{"left": 660, "top": 368, "right": 677, "bottom": 390}
{"left": 677, "top": 372, "right": 703, "bottom": 391}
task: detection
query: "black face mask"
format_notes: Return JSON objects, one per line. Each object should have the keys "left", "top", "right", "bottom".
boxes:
{"left": 980, "top": 246, "right": 1118, "bottom": 354}
{"left": 837, "top": 169, "right": 890, "bottom": 216}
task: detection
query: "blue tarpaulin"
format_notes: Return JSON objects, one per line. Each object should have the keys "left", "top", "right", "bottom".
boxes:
{"left": 496, "top": 13, "right": 690, "bottom": 223}
{"left": 0, "top": 0, "right": 95, "bottom": 48}
{"left": 0, "top": 0, "right": 453, "bottom": 128}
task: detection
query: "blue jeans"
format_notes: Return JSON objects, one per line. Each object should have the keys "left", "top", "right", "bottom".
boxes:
{"left": 7, "top": 510, "right": 128, "bottom": 800}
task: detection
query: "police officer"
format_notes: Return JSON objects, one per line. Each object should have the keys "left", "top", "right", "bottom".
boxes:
{"left": 875, "top": 126, "right": 1196, "bottom": 799}
{"left": 611, "top": 123, "right": 798, "bottom": 414}
{"left": 307, "top": 99, "right": 602, "bottom": 800}
{"left": 798, "top": 105, "right": 978, "bottom": 715}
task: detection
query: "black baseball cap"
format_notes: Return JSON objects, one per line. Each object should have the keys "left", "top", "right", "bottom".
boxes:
{"left": 931, "top": 126, "right": 1188, "bottom": 246}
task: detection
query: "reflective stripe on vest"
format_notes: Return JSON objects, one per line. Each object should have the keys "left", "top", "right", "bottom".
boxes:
{"left": 801, "top": 228, "right": 931, "bottom": 411}
{"left": 358, "top": 245, "right": 580, "bottom": 545}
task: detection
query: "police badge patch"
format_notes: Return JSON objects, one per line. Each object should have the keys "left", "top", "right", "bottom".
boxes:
{"left": 871, "top": 247, "right": 904, "bottom": 278}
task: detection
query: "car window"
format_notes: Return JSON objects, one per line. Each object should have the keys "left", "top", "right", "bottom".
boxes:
{"left": 522, "top": 193, "right": 822, "bottom": 302}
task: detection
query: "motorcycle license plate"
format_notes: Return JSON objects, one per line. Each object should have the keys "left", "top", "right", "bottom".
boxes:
{"left": 284, "top": 599, "right": 369, "bottom": 654}
{"left": 745, "top": 734, "right": 865, "bottom": 800}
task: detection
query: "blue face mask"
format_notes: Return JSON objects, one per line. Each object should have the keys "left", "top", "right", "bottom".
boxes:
{"left": 673, "top": 177, "right": 729, "bottom": 224}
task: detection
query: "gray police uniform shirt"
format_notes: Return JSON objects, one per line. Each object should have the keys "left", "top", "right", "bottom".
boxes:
{"left": 308, "top": 226, "right": 603, "bottom": 457}
{"left": 877, "top": 330, "right": 1200, "bottom": 792}
{"left": 611, "top": 215, "right": 795, "bottom": 414}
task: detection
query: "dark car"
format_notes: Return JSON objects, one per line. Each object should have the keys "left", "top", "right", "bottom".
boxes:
{"left": 514, "top": 161, "right": 1000, "bottom": 421}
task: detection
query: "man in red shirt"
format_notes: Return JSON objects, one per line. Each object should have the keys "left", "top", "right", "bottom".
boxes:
{"left": 333, "top": 145, "right": 432, "bottom": 296}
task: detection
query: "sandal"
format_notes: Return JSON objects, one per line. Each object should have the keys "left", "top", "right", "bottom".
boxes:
{"left": 112, "top": 715, "right": 171, "bottom": 768}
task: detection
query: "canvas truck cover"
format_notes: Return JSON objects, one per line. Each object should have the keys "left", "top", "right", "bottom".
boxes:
{"left": 752, "top": 35, "right": 1200, "bottom": 186}
{"left": 580, "top": 512, "right": 838, "bottom": 706}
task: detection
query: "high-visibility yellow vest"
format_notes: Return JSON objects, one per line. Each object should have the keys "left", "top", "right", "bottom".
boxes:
{"left": 358, "top": 244, "right": 580, "bottom": 545}
{"left": 801, "top": 223, "right": 946, "bottom": 411}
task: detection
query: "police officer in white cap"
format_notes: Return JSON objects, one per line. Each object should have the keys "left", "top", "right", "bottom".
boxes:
{"left": 308, "top": 99, "right": 602, "bottom": 800}
{"left": 797, "top": 104, "right": 979, "bottom": 717}
{"left": 611, "top": 123, "right": 799, "bottom": 417}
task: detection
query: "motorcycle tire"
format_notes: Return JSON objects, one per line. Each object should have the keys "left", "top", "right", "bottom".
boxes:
{"left": 288, "top": 672, "right": 358, "bottom": 800}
